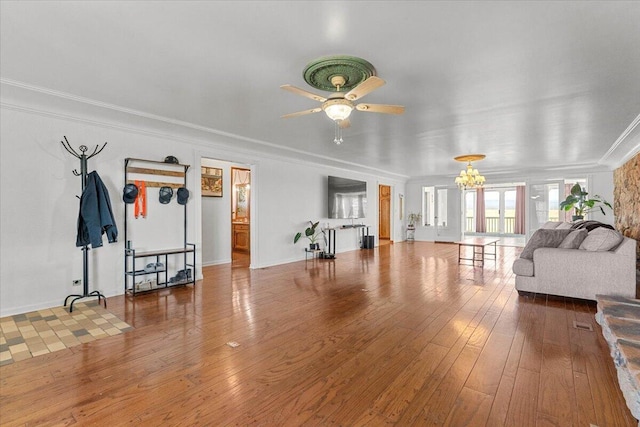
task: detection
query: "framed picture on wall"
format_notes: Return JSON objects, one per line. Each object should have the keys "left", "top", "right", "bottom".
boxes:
{"left": 201, "top": 167, "right": 223, "bottom": 197}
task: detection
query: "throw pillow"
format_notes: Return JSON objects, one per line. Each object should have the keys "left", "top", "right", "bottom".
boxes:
{"left": 541, "top": 221, "right": 563, "bottom": 229}
{"left": 579, "top": 227, "right": 624, "bottom": 251}
{"left": 558, "top": 229, "right": 588, "bottom": 249}
{"left": 556, "top": 222, "right": 573, "bottom": 230}
{"left": 520, "top": 229, "right": 573, "bottom": 259}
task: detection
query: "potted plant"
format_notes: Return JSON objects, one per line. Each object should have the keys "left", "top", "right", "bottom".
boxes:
{"left": 407, "top": 212, "right": 421, "bottom": 229}
{"left": 559, "top": 183, "right": 612, "bottom": 221}
{"left": 294, "top": 221, "right": 324, "bottom": 250}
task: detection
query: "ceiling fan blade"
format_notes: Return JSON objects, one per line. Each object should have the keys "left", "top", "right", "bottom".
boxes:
{"left": 344, "top": 76, "right": 386, "bottom": 101}
{"left": 281, "top": 107, "right": 323, "bottom": 119}
{"left": 280, "top": 85, "right": 326, "bottom": 102}
{"left": 338, "top": 118, "right": 351, "bottom": 129}
{"left": 355, "top": 103, "right": 405, "bottom": 115}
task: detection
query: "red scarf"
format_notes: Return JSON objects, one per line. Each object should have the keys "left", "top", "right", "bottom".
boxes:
{"left": 134, "top": 180, "right": 146, "bottom": 218}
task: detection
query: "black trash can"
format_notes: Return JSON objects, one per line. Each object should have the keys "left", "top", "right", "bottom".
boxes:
{"left": 362, "top": 235, "right": 375, "bottom": 249}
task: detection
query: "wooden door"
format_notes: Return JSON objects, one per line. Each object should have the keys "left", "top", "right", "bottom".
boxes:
{"left": 231, "top": 167, "right": 251, "bottom": 262}
{"left": 379, "top": 185, "right": 391, "bottom": 240}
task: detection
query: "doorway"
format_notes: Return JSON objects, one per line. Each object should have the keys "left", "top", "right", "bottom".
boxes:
{"left": 462, "top": 184, "right": 526, "bottom": 246}
{"left": 421, "top": 185, "right": 462, "bottom": 242}
{"left": 231, "top": 167, "right": 251, "bottom": 267}
{"left": 378, "top": 184, "right": 391, "bottom": 244}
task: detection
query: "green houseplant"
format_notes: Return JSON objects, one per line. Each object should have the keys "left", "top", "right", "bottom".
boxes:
{"left": 407, "top": 212, "right": 422, "bottom": 229}
{"left": 559, "top": 183, "right": 612, "bottom": 221}
{"left": 294, "top": 221, "right": 324, "bottom": 250}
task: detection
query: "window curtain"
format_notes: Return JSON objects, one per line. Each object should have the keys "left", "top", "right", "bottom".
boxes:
{"left": 563, "top": 183, "right": 573, "bottom": 222}
{"left": 515, "top": 185, "right": 526, "bottom": 234}
{"left": 475, "top": 188, "right": 486, "bottom": 233}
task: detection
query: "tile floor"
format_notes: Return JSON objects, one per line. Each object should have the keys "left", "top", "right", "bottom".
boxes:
{"left": 0, "top": 301, "right": 132, "bottom": 366}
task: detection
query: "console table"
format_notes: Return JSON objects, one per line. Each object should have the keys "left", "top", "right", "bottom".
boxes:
{"left": 455, "top": 237, "right": 499, "bottom": 267}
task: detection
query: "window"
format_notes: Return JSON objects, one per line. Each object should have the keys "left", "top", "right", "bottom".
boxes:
{"left": 465, "top": 191, "right": 476, "bottom": 232}
{"left": 504, "top": 190, "right": 516, "bottom": 233}
{"left": 437, "top": 188, "right": 448, "bottom": 227}
{"left": 422, "top": 186, "right": 434, "bottom": 226}
{"left": 465, "top": 185, "right": 524, "bottom": 235}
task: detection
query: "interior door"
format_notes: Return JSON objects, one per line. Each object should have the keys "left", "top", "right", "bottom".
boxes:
{"left": 527, "top": 181, "right": 563, "bottom": 238}
{"left": 378, "top": 184, "right": 391, "bottom": 240}
{"left": 434, "top": 186, "right": 462, "bottom": 242}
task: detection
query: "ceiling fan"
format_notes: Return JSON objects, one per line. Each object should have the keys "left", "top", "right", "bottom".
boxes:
{"left": 280, "top": 75, "right": 405, "bottom": 129}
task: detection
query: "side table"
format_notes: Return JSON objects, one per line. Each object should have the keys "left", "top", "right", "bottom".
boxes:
{"left": 406, "top": 226, "right": 415, "bottom": 242}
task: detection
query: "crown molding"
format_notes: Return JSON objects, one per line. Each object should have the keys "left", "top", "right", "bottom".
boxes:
{"left": 599, "top": 113, "right": 640, "bottom": 169}
{"left": 0, "top": 78, "right": 409, "bottom": 181}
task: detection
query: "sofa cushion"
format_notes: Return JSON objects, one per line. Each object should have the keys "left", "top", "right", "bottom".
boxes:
{"left": 513, "top": 258, "right": 534, "bottom": 276}
{"left": 579, "top": 227, "right": 624, "bottom": 252}
{"left": 541, "top": 221, "right": 564, "bottom": 229}
{"left": 520, "top": 228, "right": 573, "bottom": 259}
{"left": 558, "top": 229, "right": 589, "bottom": 249}
{"left": 556, "top": 222, "right": 573, "bottom": 230}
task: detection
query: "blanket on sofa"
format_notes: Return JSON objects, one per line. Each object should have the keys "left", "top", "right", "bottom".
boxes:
{"left": 571, "top": 220, "right": 615, "bottom": 232}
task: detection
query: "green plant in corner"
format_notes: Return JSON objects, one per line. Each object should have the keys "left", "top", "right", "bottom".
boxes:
{"left": 559, "top": 183, "right": 612, "bottom": 220}
{"left": 294, "top": 221, "right": 325, "bottom": 249}
{"left": 407, "top": 212, "right": 422, "bottom": 228}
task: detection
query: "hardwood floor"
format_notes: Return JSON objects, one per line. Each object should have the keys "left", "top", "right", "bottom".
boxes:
{"left": 1, "top": 242, "right": 636, "bottom": 426}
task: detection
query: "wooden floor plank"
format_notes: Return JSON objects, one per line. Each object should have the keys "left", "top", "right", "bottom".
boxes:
{"left": 585, "top": 351, "right": 636, "bottom": 427}
{"left": 395, "top": 326, "right": 476, "bottom": 425}
{"left": 486, "top": 374, "right": 516, "bottom": 426}
{"left": 505, "top": 367, "right": 540, "bottom": 427}
{"left": 537, "top": 342, "right": 576, "bottom": 426}
{"left": 574, "top": 371, "right": 598, "bottom": 427}
{"left": 443, "top": 386, "right": 494, "bottom": 427}
{"left": 367, "top": 342, "right": 449, "bottom": 422}
{"left": 415, "top": 344, "right": 482, "bottom": 425}
{"left": 0, "top": 242, "right": 636, "bottom": 426}
{"left": 465, "top": 331, "right": 513, "bottom": 396}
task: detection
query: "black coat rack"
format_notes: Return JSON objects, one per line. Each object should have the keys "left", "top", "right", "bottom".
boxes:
{"left": 61, "top": 136, "right": 108, "bottom": 312}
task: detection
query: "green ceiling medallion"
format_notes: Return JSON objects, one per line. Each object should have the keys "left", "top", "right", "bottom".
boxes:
{"left": 303, "top": 55, "right": 377, "bottom": 92}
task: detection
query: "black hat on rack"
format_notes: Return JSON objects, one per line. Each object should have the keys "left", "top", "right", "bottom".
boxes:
{"left": 164, "top": 156, "right": 179, "bottom": 164}
{"left": 122, "top": 183, "right": 138, "bottom": 204}
{"left": 159, "top": 186, "right": 173, "bottom": 204}
{"left": 177, "top": 187, "right": 189, "bottom": 205}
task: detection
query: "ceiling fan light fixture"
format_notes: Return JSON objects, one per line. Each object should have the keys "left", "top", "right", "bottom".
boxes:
{"left": 323, "top": 99, "right": 353, "bottom": 121}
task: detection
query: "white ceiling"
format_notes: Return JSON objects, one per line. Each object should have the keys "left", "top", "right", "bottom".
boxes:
{"left": 2, "top": 1, "right": 639, "bottom": 178}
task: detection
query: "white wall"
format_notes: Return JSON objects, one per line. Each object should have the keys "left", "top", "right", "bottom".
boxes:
{"left": 0, "top": 104, "right": 406, "bottom": 316}
{"left": 587, "top": 171, "right": 615, "bottom": 225}
{"left": 0, "top": 107, "right": 199, "bottom": 315}
{"left": 197, "top": 148, "right": 406, "bottom": 269}
{"left": 200, "top": 158, "right": 240, "bottom": 266}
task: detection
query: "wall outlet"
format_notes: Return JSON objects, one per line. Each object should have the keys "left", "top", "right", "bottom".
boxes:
{"left": 72, "top": 279, "right": 82, "bottom": 287}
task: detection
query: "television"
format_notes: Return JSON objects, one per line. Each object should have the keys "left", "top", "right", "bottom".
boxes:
{"left": 328, "top": 176, "right": 367, "bottom": 219}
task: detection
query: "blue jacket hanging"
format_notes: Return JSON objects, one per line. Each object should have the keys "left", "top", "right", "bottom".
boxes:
{"left": 76, "top": 171, "right": 118, "bottom": 248}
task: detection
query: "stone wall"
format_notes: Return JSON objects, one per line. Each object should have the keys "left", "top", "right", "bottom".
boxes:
{"left": 614, "top": 152, "right": 640, "bottom": 296}
{"left": 614, "top": 152, "right": 640, "bottom": 245}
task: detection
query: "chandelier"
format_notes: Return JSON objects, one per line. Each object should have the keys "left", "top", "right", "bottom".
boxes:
{"left": 454, "top": 154, "right": 486, "bottom": 189}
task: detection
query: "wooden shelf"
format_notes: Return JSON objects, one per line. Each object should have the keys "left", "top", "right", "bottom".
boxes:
{"left": 127, "top": 247, "right": 195, "bottom": 258}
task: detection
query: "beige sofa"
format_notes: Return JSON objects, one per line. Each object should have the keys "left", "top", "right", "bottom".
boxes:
{"left": 513, "top": 222, "right": 637, "bottom": 301}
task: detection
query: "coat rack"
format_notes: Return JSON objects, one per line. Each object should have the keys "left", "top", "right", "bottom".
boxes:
{"left": 61, "top": 136, "right": 108, "bottom": 312}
